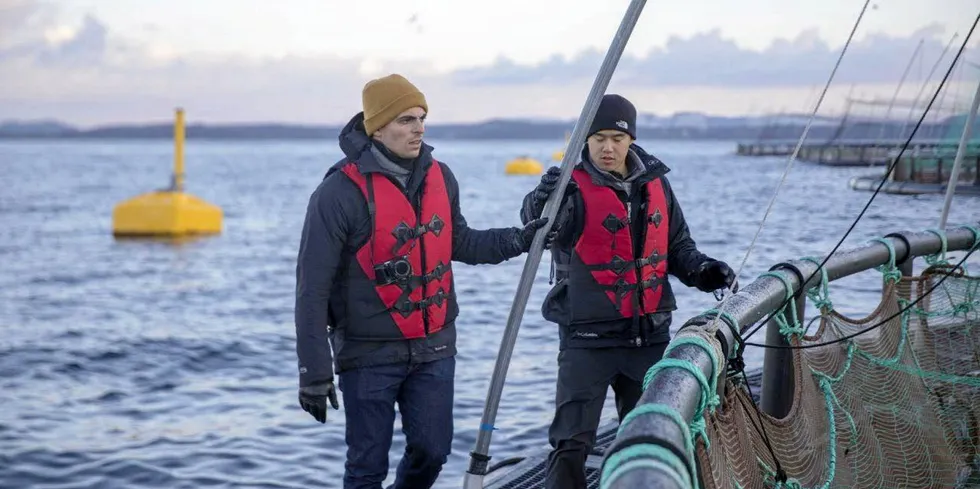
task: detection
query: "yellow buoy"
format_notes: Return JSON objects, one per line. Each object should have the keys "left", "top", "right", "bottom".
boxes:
{"left": 112, "top": 108, "right": 223, "bottom": 237}
{"left": 552, "top": 131, "right": 571, "bottom": 161}
{"left": 504, "top": 156, "right": 543, "bottom": 175}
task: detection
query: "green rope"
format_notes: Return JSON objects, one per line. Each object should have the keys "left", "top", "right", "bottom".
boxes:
{"left": 814, "top": 377, "right": 840, "bottom": 489}
{"left": 758, "top": 458, "right": 804, "bottom": 489}
{"left": 615, "top": 403, "right": 699, "bottom": 489}
{"left": 868, "top": 237, "right": 902, "bottom": 283}
{"left": 599, "top": 445, "right": 692, "bottom": 489}
{"left": 702, "top": 308, "right": 742, "bottom": 360}
{"left": 924, "top": 228, "right": 949, "bottom": 265}
{"left": 701, "top": 308, "right": 739, "bottom": 332}
{"left": 800, "top": 256, "right": 833, "bottom": 311}
{"left": 640, "top": 358, "right": 717, "bottom": 447}
{"left": 966, "top": 225, "right": 980, "bottom": 251}
{"left": 861, "top": 353, "right": 980, "bottom": 385}
{"left": 775, "top": 479, "right": 804, "bottom": 489}
{"left": 661, "top": 336, "right": 723, "bottom": 411}
{"left": 759, "top": 271, "right": 805, "bottom": 338}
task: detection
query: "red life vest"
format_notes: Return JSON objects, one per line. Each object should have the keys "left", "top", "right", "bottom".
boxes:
{"left": 569, "top": 168, "right": 669, "bottom": 318}
{"left": 340, "top": 160, "right": 454, "bottom": 339}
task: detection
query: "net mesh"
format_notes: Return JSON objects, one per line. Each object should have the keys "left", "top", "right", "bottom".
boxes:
{"left": 698, "top": 263, "right": 980, "bottom": 489}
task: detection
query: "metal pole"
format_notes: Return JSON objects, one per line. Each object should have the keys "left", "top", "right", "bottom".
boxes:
{"left": 463, "top": 1, "right": 648, "bottom": 487}
{"left": 760, "top": 288, "right": 805, "bottom": 418}
{"left": 938, "top": 78, "right": 980, "bottom": 228}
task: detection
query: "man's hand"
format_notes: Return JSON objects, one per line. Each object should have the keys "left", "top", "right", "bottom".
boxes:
{"left": 526, "top": 166, "right": 562, "bottom": 219}
{"left": 298, "top": 379, "right": 340, "bottom": 423}
{"left": 515, "top": 217, "right": 553, "bottom": 253}
{"left": 696, "top": 260, "right": 738, "bottom": 293}
{"left": 534, "top": 166, "right": 562, "bottom": 205}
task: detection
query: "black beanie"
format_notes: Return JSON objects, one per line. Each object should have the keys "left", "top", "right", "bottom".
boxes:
{"left": 588, "top": 94, "right": 637, "bottom": 139}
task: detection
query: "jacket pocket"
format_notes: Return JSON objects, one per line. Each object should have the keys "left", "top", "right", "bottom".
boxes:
{"left": 642, "top": 312, "right": 673, "bottom": 344}
{"left": 542, "top": 279, "right": 570, "bottom": 325}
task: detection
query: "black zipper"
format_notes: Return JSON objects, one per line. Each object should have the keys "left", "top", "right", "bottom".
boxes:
{"left": 622, "top": 191, "right": 644, "bottom": 347}
{"left": 415, "top": 191, "right": 430, "bottom": 337}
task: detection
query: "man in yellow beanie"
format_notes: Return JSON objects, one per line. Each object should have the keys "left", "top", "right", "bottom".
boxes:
{"left": 293, "top": 73, "right": 552, "bottom": 489}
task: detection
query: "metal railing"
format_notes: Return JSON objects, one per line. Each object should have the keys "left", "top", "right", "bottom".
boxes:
{"left": 600, "top": 224, "right": 980, "bottom": 489}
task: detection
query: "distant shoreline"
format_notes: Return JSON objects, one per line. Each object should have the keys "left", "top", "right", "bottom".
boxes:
{"left": 0, "top": 114, "right": 964, "bottom": 142}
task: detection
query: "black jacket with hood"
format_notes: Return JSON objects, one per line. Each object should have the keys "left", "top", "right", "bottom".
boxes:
{"left": 295, "top": 112, "right": 527, "bottom": 387}
{"left": 520, "top": 143, "right": 716, "bottom": 349}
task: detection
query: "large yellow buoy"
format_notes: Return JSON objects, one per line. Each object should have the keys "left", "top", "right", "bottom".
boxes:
{"left": 504, "top": 156, "right": 544, "bottom": 175}
{"left": 112, "top": 108, "right": 223, "bottom": 237}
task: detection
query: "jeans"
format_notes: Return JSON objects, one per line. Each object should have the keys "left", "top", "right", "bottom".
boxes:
{"left": 337, "top": 356, "right": 455, "bottom": 489}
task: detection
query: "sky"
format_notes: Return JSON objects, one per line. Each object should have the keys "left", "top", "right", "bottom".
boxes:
{"left": 1, "top": 0, "right": 979, "bottom": 126}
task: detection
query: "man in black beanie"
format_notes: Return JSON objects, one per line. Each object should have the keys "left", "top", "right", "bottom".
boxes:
{"left": 519, "top": 93, "right": 736, "bottom": 489}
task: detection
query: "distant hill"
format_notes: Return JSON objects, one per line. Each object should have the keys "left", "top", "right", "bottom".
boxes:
{"left": 0, "top": 120, "right": 78, "bottom": 137}
{"left": 0, "top": 112, "right": 962, "bottom": 142}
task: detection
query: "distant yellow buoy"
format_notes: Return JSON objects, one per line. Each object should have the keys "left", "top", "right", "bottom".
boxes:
{"left": 111, "top": 108, "right": 223, "bottom": 237}
{"left": 504, "top": 156, "right": 544, "bottom": 175}
{"left": 552, "top": 130, "right": 570, "bottom": 161}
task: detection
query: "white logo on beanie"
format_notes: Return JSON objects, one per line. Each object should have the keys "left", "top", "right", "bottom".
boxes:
{"left": 616, "top": 120, "right": 628, "bottom": 129}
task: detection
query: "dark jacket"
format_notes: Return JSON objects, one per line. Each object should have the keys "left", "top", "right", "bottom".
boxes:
{"left": 520, "top": 143, "right": 713, "bottom": 349}
{"left": 295, "top": 112, "right": 526, "bottom": 387}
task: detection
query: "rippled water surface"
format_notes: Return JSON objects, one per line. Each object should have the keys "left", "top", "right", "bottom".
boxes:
{"left": 1, "top": 139, "right": 977, "bottom": 488}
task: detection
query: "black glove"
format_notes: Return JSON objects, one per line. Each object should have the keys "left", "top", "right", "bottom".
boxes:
{"left": 534, "top": 167, "right": 562, "bottom": 202}
{"left": 696, "top": 260, "right": 738, "bottom": 293}
{"left": 513, "top": 217, "right": 553, "bottom": 253}
{"left": 298, "top": 379, "right": 339, "bottom": 423}
{"left": 530, "top": 166, "right": 562, "bottom": 217}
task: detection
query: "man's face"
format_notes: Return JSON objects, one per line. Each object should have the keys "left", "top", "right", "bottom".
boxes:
{"left": 372, "top": 107, "right": 426, "bottom": 158}
{"left": 587, "top": 130, "right": 632, "bottom": 175}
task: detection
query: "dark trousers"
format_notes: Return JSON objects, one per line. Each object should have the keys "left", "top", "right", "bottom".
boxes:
{"left": 545, "top": 345, "right": 668, "bottom": 489}
{"left": 337, "top": 356, "right": 455, "bottom": 489}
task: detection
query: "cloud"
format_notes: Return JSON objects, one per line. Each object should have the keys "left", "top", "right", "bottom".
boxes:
{"left": 453, "top": 24, "right": 973, "bottom": 88}
{"left": 37, "top": 14, "right": 107, "bottom": 66}
{"left": 0, "top": 0, "right": 37, "bottom": 33}
{"left": 0, "top": 10, "right": 975, "bottom": 126}
{"left": 0, "top": 10, "right": 377, "bottom": 124}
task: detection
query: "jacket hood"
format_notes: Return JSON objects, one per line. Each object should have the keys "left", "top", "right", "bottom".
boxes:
{"left": 338, "top": 112, "right": 372, "bottom": 161}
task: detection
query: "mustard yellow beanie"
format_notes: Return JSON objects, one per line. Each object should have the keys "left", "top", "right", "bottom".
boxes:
{"left": 362, "top": 74, "right": 428, "bottom": 135}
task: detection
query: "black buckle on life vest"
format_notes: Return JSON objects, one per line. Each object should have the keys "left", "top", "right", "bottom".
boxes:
{"left": 427, "top": 214, "right": 445, "bottom": 236}
{"left": 422, "top": 261, "right": 450, "bottom": 283}
{"left": 649, "top": 208, "right": 663, "bottom": 228}
{"left": 597, "top": 277, "right": 633, "bottom": 299}
{"left": 609, "top": 256, "right": 631, "bottom": 275}
{"left": 374, "top": 255, "right": 413, "bottom": 286}
{"left": 394, "top": 288, "right": 448, "bottom": 318}
{"left": 634, "top": 250, "right": 664, "bottom": 268}
{"left": 606, "top": 251, "right": 663, "bottom": 276}
{"left": 406, "top": 261, "right": 451, "bottom": 289}
{"left": 638, "top": 277, "right": 662, "bottom": 292}
{"left": 602, "top": 213, "right": 627, "bottom": 234}
{"left": 391, "top": 214, "right": 446, "bottom": 254}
